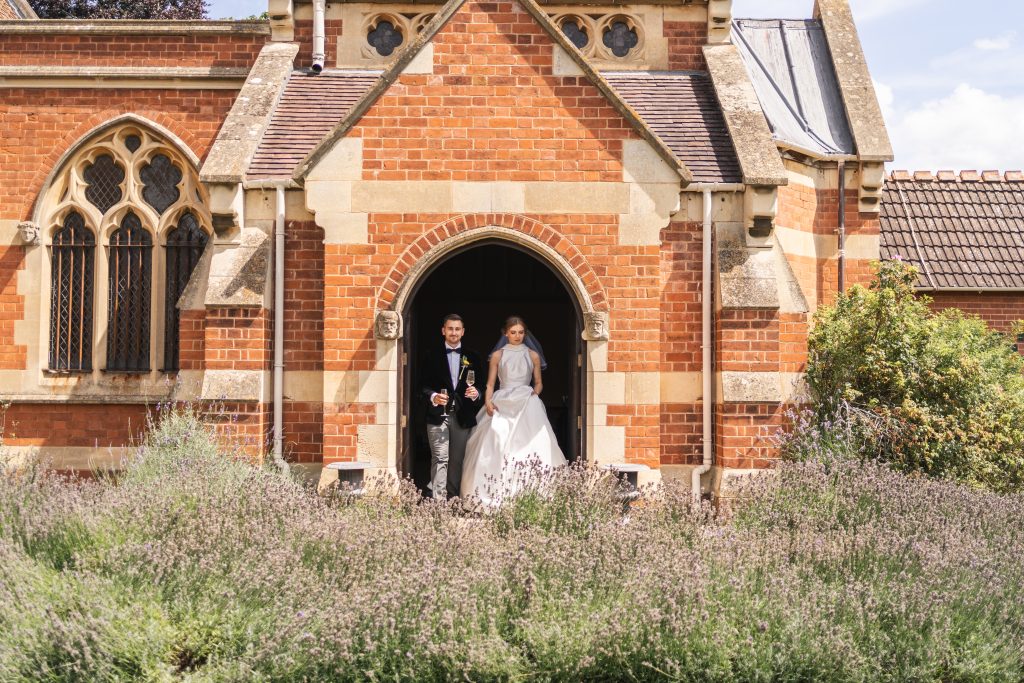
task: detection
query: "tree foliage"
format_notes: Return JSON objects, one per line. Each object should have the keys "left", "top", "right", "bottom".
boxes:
{"left": 29, "top": 0, "right": 206, "bottom": 19}
{"left": 804, "top": 259, "right": 1024, "bottom": 492}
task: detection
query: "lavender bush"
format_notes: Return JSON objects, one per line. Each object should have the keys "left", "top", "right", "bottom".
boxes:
{"left": 1, "top": 409, "right": 1023, "bottom": 681}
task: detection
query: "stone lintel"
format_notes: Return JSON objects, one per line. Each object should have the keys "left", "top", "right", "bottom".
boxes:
{"left": 703, "top": 43, "right": 788, "bottom": 187}
{"left": 200, "top": 42, "right": 299, "bottom": 185}
{"left": 814, "top": 0, "right": 894, "bottom": 162}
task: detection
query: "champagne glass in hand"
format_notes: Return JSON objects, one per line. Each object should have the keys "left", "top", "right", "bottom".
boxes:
{"left": 466, "top": 370, "right": 475, "bottom": 388}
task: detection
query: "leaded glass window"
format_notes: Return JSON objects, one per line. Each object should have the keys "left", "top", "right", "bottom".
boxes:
{"left": 40, "top": 123, "right": 211, "bottom": 377}
{"left": 603, "top": 20, "right": 639, "bottom": 58}
{"left": 107, "top": 212, "right": 152, "bottom": 372}
{"left": 49, "top": 212, "right": 95, "bottom": 372}
{"left": 164, "top": 212, "right": 208, "bottom": 372}
{"left": 367, "top": 19, "right": 403, "bottom": 56}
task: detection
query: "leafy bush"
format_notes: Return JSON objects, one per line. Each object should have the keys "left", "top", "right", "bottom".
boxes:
{"left": 2, "top": 409, "right": 1024, "bottom": 680}
{"left": 805, "top": 260, "right": 1024, "bottom": 492}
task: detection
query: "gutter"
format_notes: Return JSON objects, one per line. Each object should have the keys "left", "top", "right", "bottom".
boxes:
{"left": 272, "top": 184, "right": 290, "bottom": 476}
{"left": 311, "top": 0, "right": 326, "bottom": 73}
{"left": 687, "top": 186, "right": 724, "bottom": 499}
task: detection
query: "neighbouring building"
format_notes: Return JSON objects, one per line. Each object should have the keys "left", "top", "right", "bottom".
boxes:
{"left": 880, "top": 170, "right": 1024, "bottom": 343}
{"left": 0, "top": 0, "right": 899, "bottom": 495}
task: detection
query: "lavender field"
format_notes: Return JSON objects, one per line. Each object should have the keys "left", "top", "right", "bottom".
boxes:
{"left": 1, "top": 410, "right": 1023, "bottom": 682}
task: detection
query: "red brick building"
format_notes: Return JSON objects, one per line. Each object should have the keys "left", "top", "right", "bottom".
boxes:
{"left": 880, "top": 170, "right": 1024, "bottom": 345}
{"left": 0, "top": 0, "right": 895, "bottom": 495}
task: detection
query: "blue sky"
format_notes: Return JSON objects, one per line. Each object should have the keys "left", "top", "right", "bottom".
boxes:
{"left": 208, "top": 0, "right": 1024, "bottom": 172}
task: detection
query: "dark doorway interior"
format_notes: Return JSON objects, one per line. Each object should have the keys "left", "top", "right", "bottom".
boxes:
{"left": 401, "top": 242, "right": 582, "bottom": 493}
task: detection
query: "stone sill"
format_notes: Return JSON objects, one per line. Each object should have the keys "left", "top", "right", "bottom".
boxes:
{"left": 3, "top": 394, "right": 170, "bottom": 404}
{"left": 0, "top": 19, "right": 269, "bottom": 34}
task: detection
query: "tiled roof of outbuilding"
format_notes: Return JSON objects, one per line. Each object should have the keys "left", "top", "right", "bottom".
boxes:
{"left": 246, "top": 70, "right": 380, "bottom": 181}
{"left": 603, "top": 72, "right": 742, "bottom": 185}
{"left": 880, "top": 170, "right": 1024, "bottom": 290}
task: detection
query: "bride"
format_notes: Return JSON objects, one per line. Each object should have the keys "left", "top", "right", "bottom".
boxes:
{"left": 460, "top": 316, "right": 567, "bottom": 508}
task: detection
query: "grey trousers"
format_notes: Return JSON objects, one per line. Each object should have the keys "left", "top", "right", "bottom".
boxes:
{"left": 427, "top": 418, "right": 473, "bottom": 500}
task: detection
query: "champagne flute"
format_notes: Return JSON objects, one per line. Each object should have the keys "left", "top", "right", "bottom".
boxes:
{"left": 439, "top": 388, "right": 448, "bottom": 410}
{"left": 466, "top": 370, "right": 476, "bottom": 388}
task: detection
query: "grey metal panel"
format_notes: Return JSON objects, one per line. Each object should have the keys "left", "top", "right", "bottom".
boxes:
{"left": 732, "top": 18, "right": 855, "bottom": 157}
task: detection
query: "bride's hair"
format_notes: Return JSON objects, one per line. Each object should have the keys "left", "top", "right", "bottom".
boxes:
{"left": 502, "top": 315, "right": 527, "bottom": 333}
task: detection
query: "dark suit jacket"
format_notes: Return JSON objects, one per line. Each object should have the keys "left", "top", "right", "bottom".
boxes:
{"left": 421, "top": 346, "right": 484, "bottom": 428}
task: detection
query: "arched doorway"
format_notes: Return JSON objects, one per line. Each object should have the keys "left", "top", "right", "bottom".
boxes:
{"left": 399, "top": 240, "right": 584, "bottom": 492}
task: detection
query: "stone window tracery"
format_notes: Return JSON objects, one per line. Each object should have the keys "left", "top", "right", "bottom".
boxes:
{"left": 361, "top": 11, "right": 435, "bottom": 62}
{"left": 40, "top": 122, "right": 211, "bottom": 375}
{"left": 551, "top": 12, "right": 645, "bottom": 62}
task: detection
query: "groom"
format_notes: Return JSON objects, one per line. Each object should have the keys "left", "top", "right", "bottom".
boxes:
{"left": 421, "top": 314, "right": 484, "bottom": 500}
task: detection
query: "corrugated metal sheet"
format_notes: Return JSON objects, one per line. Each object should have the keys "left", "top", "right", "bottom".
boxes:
{"left": 733, "top": 18, "right": 854, "bottom": 157}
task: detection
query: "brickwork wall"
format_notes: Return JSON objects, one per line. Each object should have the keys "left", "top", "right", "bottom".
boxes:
{"left": 777, "top": 182, "right": 879, "bottom": 309}
{"left": 202, "top": 307, "right": 271, "bottom": 371}
{"left": 2, "top": 403, "right": 149, "bottom": 447}
{"left": 283, "top": 400, "right": 323, "bottom": 464}
{"left": 284, "top": 221, "right": 324, "bottom": 371}
{"left": 715, "top": 402, "right": 786, "bottom": 470}
{"left": 664, "top": 21, "right": 706, "bottom": 70}
{"left": 0, "top": 32, "right": 265, "bottom": 68}
{"left": 294, "top": 19, "right": 343, "bottom": 69}
{"left": 0, "top": 88, "right": 238, "bottom": 221}
{"left": 0, "top": 246, "right": 26, "bottom": 369}
{"left": 177, "top": 309, "right": 206, "bottom": 371}
{"left": 203, "top": 400, "right": 270, "bottom": 460}
{"left": 928, "top": 292, "right": 1024, "bottom": 334}
{"left": 350, "top": 1, "right": 636, "bottom": 183}
{"left": 660, "top": 219, "right": 702, "bottom": 465}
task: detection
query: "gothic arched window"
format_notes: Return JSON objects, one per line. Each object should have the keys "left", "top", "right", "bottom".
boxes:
{"left": 49, "top": 212, "right": 95, "bottom": 372}
{"left": 164, "top": 212, "right": 208, "bottom": 372}
{"left": 107, "top": 212, "right": 152, "bottom": 371}
{"left": 40, "top": 122, "right": 211, "bottom": 375}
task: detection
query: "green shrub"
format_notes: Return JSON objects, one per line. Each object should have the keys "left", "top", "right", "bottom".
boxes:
{"left": 805, "top": 260, "right": 1024, "bottom": 492}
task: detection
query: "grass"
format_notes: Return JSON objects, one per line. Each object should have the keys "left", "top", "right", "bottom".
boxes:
{"left": 0, "top": 408, "right": 1022, "bottom": 681}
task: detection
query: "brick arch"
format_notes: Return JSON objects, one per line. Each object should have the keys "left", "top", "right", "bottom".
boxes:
{"left": 26, "top": 111, "right": 202, "bottom": 223}
{"left": 378, "top": 214, "right": 608, "bottom": 315}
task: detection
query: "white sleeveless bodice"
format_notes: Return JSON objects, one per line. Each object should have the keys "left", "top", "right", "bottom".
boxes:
{"left": 498, "top": 344, "right": 533, "bottom": 389}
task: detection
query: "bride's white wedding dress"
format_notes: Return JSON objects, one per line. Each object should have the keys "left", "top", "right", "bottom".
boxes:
{"left": 460, "top": 343, "right": 567, "bottom": 508}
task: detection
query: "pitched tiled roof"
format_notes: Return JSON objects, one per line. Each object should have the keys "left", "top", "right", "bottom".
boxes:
{"left": 604, "top": 72, "right": 742, "bottom": 185}
{"left": 250, "top": 69, "right": 739, "bottom": 184}
{"left": 246, "top": 70, "right": 380, "bottom": 180}
{"left": 880, "top": 171, "right": 1024, "bottom": 290}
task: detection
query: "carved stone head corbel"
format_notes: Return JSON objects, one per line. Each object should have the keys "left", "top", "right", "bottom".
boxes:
{"left": 17, "top": 221, "right": 40, "bottom": 246}
{"left": 582, "top": 310, "right": 609, "bottom": 341}
{"left": 374, "top": 310, "right": 402, "bottom": 340}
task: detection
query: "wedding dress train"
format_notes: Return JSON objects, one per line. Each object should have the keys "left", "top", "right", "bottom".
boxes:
{"left": 460, "top": 343, "right": 567, "bottom": 508}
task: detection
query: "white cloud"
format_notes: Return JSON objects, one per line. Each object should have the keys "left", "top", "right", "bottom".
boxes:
{"left": 880, "top": 83, "right": 1024, "bottom": 171}
{"left": 973, "top": 31, "right": 1016, "bottom": 51}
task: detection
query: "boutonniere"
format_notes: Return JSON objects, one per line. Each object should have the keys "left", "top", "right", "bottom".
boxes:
{"left": 458, "top": 355, "right": 470, "bottom": 379}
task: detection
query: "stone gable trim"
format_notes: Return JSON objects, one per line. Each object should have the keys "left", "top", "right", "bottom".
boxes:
{"left": 702, "top": 43, "right": 787, "bottom": 187}
{"left": 201, "top": 42, "right": 300, "bottom": 184}
{"left": 3, "top": 0, "right": 36, "bottom": 19}
{"left": 294, "top": 0, "right": 691, "bottom": 184}
{"left": 0, "top": 19, "right": 268, "bottom": 34}
{"left": 813, "top": 0, "right": 893, "bottom": 162}
{"left": 377, "top": 214, "right": 608, "bottom": 314}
